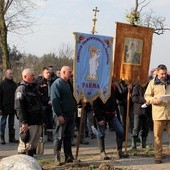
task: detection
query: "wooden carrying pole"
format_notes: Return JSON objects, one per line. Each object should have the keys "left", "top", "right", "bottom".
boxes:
{"left": 124, "top": 86, "right": 131, "bottom": 153}
{"left": 75, "top": 101, "right": 85, "bottom": 160}
{"left": 75, "top": 6, "right": 100, "bottom": 160}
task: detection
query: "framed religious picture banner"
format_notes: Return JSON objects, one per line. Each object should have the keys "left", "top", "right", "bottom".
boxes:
{"left": 124, "top": 37, "right": 143, "bottom": 65}
{"left": 113, "top": 22, "right": 154, "bottom": 86}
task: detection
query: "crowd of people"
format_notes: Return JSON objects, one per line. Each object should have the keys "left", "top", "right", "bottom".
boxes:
{"left": 0, "top": 64, "right": 170, "bottom": 165}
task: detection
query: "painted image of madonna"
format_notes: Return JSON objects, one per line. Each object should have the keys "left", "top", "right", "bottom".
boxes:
{"left": 124, "top": 38, "right": 143, "bottom": 65}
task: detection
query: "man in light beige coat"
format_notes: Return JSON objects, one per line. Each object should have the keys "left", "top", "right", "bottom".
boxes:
{"left": 144, "top": 64, "right": 170, "bottom": 164}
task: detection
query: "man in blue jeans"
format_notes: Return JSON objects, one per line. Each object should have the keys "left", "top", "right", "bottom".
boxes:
{"left": 93, "top": 83, "right": 129, "bottom": 160}
{"left": 0, "top": 69, "right": 18, "bottom": 144}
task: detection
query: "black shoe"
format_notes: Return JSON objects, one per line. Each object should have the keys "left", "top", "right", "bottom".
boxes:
{"left": 136, "top": 137, "right": 141, "bottom": 143}
{"left": 100, "top": 152, "right": 110, "bottom": 160}
{"left": 85, "top": 131, "right": 89, "bottom": 137}
{"left": 155, "top": 160, "right": 162, "bottom": 164}
{"left": 65, "top": 156, "right": 74, "bottom": 163}
{"left": 80, "top": 140, "right": 89, "bottom": 145}
{"left": 109, "top": 127, "right": 114, "bottom": 131}
{"left": 47, "top": 138, "right": 53, "bottom": 142}
{"left": 26, "top": 150, "right": 35, "bottom": 157}
{"left": 1, "top": 141, "right": 6, "bottom": 145}
{"left": 9, "top": 139, "right": 19, "bottom": 143}
{"left": 117, "top": 151, "right": 129, "bottom": 159}
{"left": 90, "top": 133, "right": 96, "bottom": 139}
{"left": 71, "top": 142, "right": 75, "bottom": 146}
{"left": 0, "top": 135, "right": 6, "bottom": 144}
{"left": 18, "top": 152, "right": 26, "bottom": 154}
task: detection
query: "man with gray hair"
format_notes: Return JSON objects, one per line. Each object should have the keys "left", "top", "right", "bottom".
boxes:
{"left": 15, "top": 68, "right": 44, "bottom": 156}
{"left": 51, "top": 66, "right": 77, "bottom": 165}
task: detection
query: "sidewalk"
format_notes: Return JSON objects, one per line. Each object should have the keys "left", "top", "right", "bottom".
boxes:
{"left": 0, "top": 130, "right": 170, "bottom": 169}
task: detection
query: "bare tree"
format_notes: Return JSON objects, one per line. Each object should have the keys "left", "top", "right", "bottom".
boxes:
{"left": 141, "top": 10, "right": 170, "bottom": 35}
{"left": 0, "top": 0, "right": 43, "bottom": 70}
{"left": 126, "top": 0, "right": 170, "bottom": 34}
{"left": 13, "top": 43, "right": 74, "bottom": 81}
{"left": 58, "top": 43, "right": 74, "bottom": 59}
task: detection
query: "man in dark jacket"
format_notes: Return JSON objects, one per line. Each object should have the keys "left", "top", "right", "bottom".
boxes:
{"left": 48, "top": 65, "right": 58, "bottom": 81}
{"left": 36, "top": 67, "right": 54, "bottom": 142}
{"left": 51, "top": 66, "right": 77, "bottom": 165}
{"left": 15, "top": 68, "right": 44, "bottom": 156}
{"left": 93, "top": 83, "right": 129, "bottom": 160}
{"left": 0, "top": 69, "right": 18, "bottom": 144}
{"left": 131, "top": 82, "right": 150, "bottom": 150}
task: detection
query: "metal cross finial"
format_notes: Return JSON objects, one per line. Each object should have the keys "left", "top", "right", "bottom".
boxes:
{"left": 91, "top": 7, "right": 99, "bottom": 34}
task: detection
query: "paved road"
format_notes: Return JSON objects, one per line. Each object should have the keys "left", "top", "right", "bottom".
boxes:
{"left": 0, "top": 117, "right": 170, "bottom": 169}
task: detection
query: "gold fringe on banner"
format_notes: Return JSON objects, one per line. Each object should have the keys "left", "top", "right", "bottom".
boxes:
{"left": 113, "top": 22, "right": 154, "bottom": 86}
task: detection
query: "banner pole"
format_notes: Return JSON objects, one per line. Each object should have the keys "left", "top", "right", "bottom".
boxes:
{"left": 124, "top": 85, "right": 131, "bottom": 153}
{"left": 75, "top": 101, "right": 85, "bottom": 160}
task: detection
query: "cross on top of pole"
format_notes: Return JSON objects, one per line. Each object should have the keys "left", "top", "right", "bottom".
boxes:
{"left": 91, "top": 7, "right": 99, "bottom": 34}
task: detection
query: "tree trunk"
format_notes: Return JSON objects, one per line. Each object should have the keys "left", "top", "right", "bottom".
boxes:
{"left": 0, "top": 1, "right": 10, "bottom": 70}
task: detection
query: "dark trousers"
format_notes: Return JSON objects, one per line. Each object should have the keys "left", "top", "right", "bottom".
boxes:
{"left": 132, "top": 114, "right": 149, "bottom": 137}
{"left": 0, "top": 112, "right": 15, "bottom": 135}
{"left": 53, "top": 115, "right": 74, "bottom": 159}
{"left": 43, "top": 105, "right": 53, "bottom": 130}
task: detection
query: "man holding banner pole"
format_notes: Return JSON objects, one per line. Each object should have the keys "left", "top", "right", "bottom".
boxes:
{"left": 93, "top": 82, "right": 129, "bottom": 159}
{"left": 113, "top": 22, "right": 154, "bottom": 153}
{"left": 73, "top": 32, "right": 114, "bottom": 159}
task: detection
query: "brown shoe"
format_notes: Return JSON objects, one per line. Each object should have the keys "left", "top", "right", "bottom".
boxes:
{"left": 155, "top": 160, "right": 162, "bottom": 164}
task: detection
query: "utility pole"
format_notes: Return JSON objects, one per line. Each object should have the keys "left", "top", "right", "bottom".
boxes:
{"left": 91, "top": 7, "right": 99, "bottom": 34}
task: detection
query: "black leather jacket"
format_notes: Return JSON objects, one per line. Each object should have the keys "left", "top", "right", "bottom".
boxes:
{"left": 36, "top": 77, "right": 54, "bottom": 106}
{"left": 131, "top": 83, "right": 150, "bottom": 115}
{"left": 15, "top": 80, "right": 44, "bottom": 125}
{"left": 93, "top": 83, "right": 123, "bottom": 122}
{"left": 0, "top": 78, "right": 17, "bottom": 113}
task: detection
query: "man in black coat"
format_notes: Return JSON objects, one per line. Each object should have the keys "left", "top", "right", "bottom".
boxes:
{"left": 93, "top": 83, "right": 129, "bottom": 160}
{"left": 36, "top": 67, "right": 54, "bottom": 142}
{"left": 131, "top": 82, "right": 150, "bottom": 149}
{"left": 15, "top": 68, "right": 44, "bottom": 156}
{"left": 0, "top": 69, "right": 18, "bottom": 144}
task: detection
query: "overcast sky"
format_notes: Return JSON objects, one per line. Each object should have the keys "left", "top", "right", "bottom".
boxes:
{"left": 8, "top": 0, "right": 170, "bottom": 70}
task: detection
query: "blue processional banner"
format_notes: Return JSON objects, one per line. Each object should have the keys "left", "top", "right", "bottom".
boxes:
{"left": 73, "top": 32, "right": 113, "bottom": 103}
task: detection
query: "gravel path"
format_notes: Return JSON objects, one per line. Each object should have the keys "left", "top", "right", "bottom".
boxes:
{"left": 0, "top": 125, "right": 170, "bottom": 169}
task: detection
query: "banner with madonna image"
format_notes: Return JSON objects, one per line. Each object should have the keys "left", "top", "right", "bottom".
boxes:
{"left": 113, "top": 22, "right": 154, "bottom": 86}
{"left": 73, "top": 32, "right": 113, "bottom": 103}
